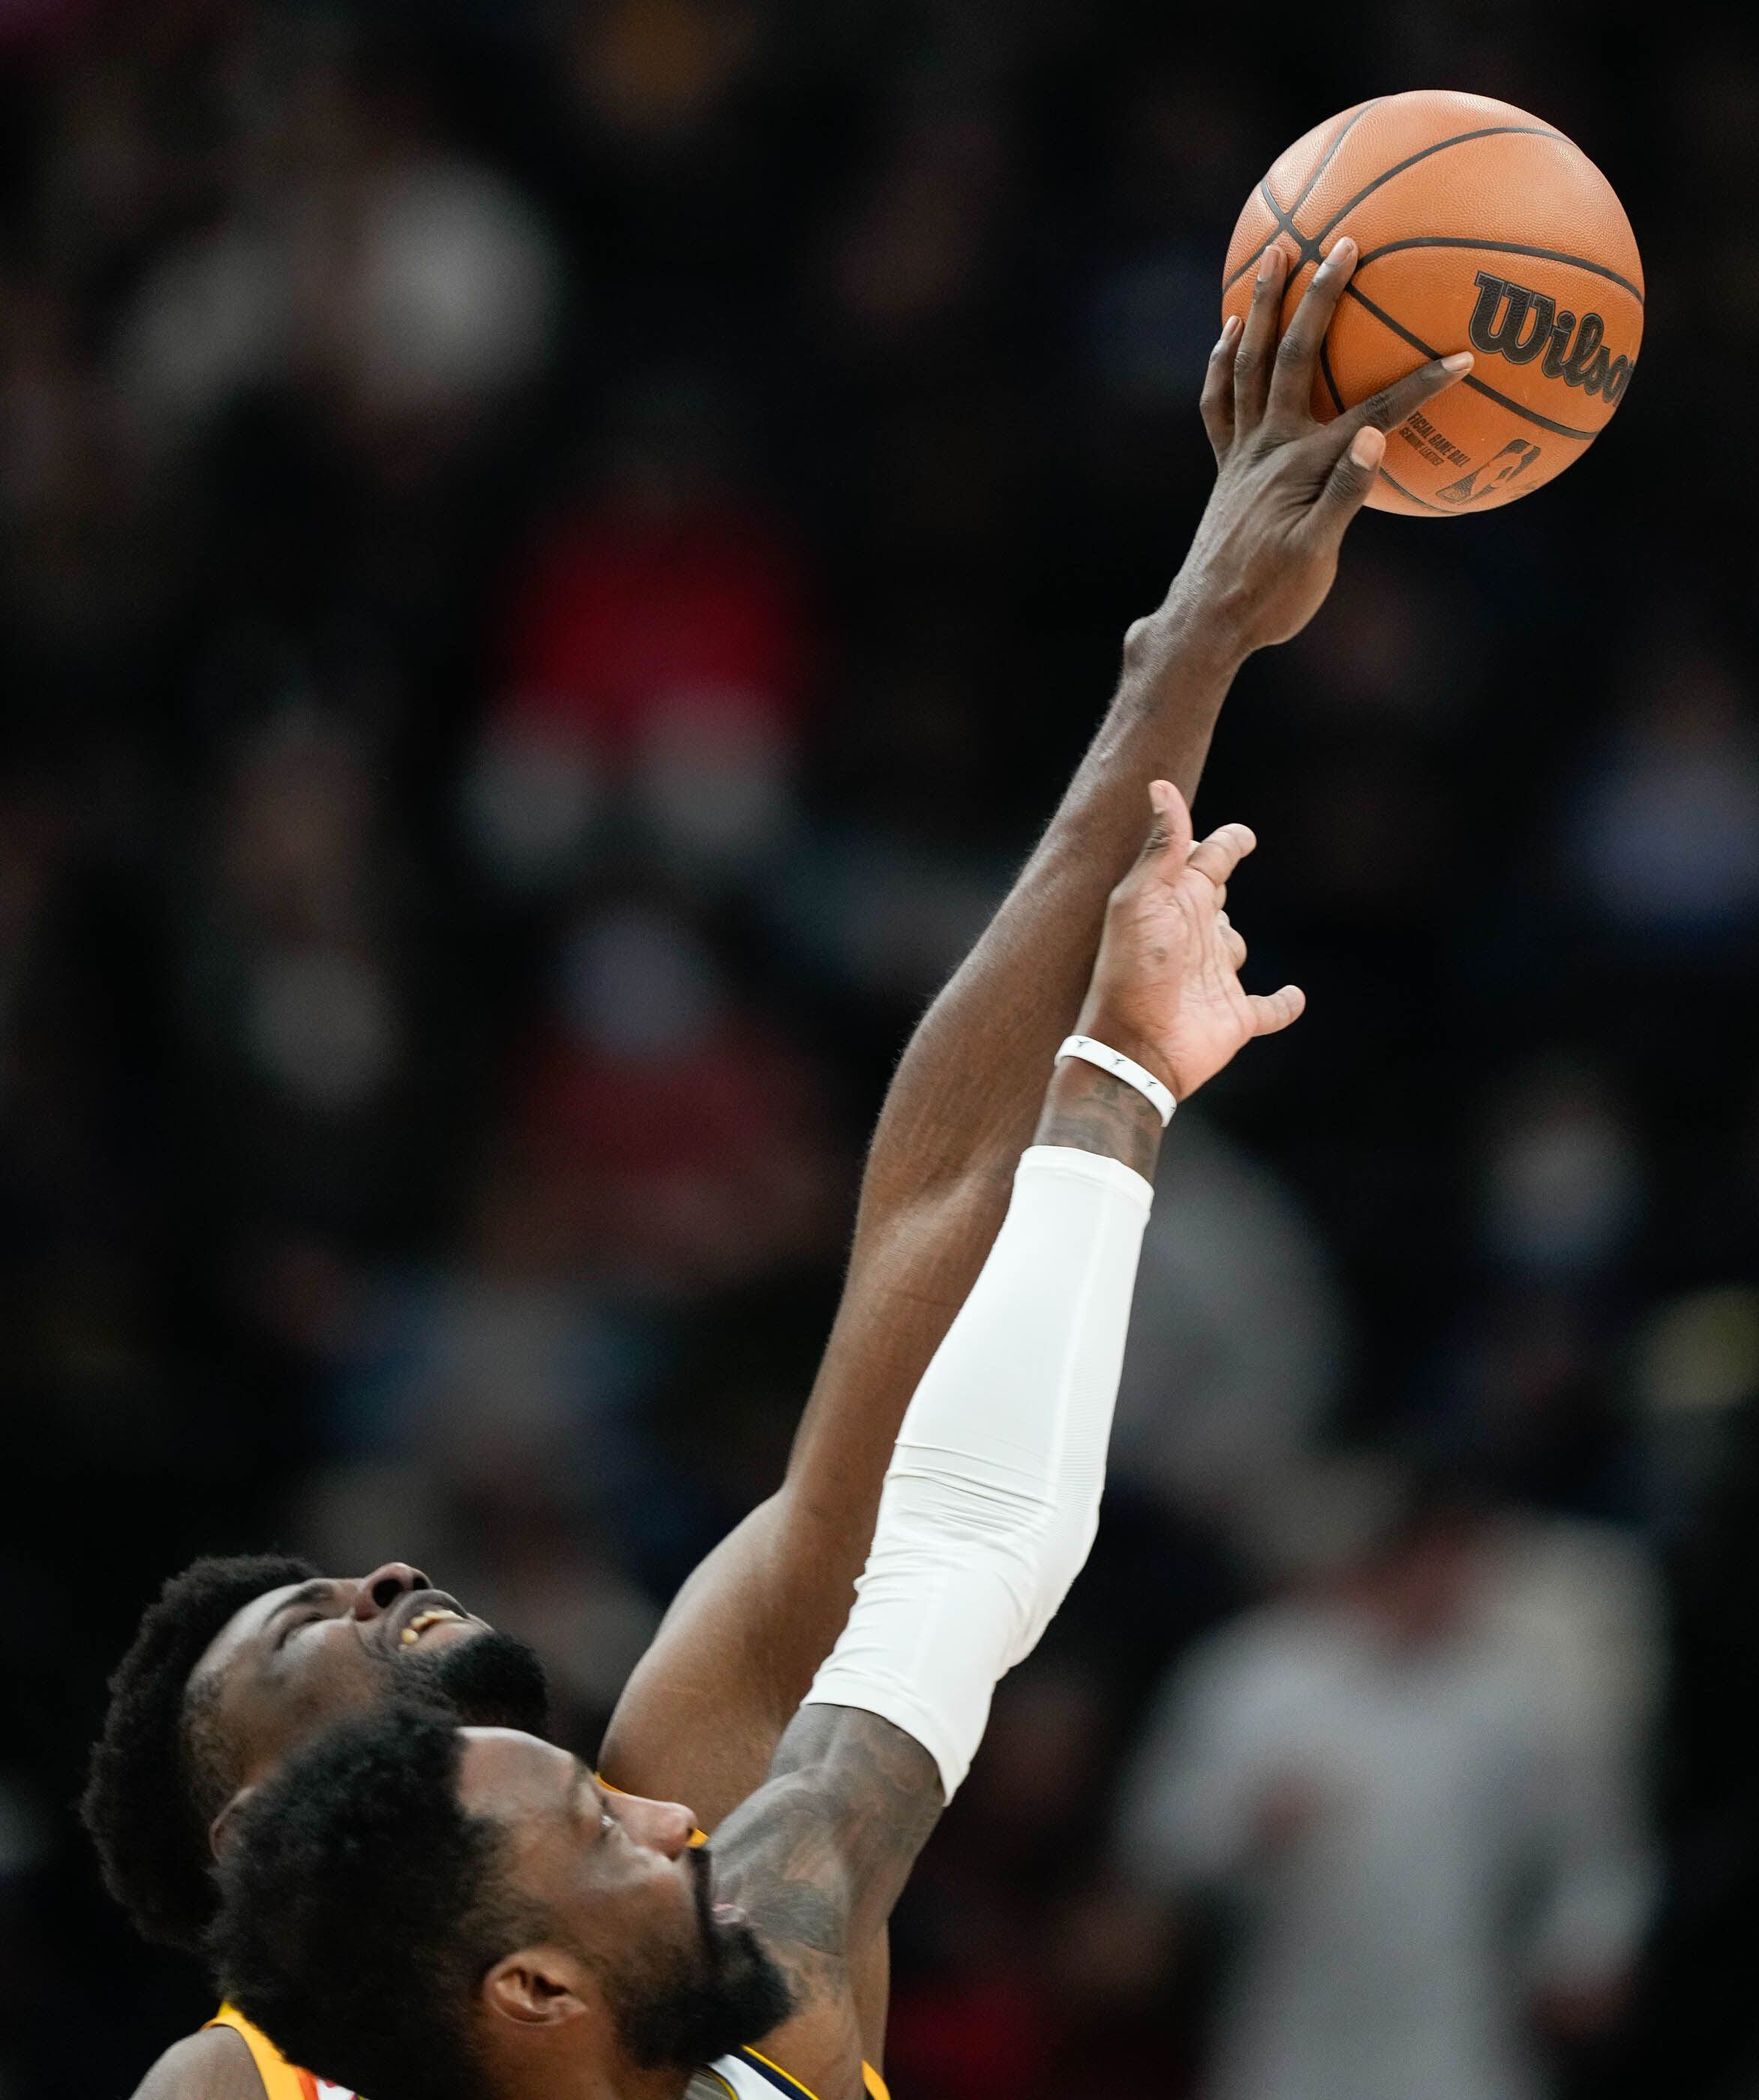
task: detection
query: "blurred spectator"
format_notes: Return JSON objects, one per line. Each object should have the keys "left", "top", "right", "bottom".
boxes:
{"left": 1480, "top": 1058, "right": 1644, "bottom": 1283}
{"left": 0, "top": 785, "right": 62, "bottom": 1114}
{"left": 1086, "top": 69, "right": 1263, "bottom": 413}
{"left": 116, "top": 41, "right": 560, "bottom": 468}
{"left": 827, "top": 100, "right": 1013, "bottom": 356}
{"left": 1111, "top": 1115, "right": 1351, "bottom": 1537}
{"left": 468, "top": 378, "right": 810, "bottom": 890}
{"left": 1285, "top": 549, "right": 1488, "bottom": 733}
{"left": 768, "top": 619, "right": 1011, "bottom": 1011}
{"left": 1634, "top": 1283, "right": 1759, "bottom": 1526}
{"left": 888, "top": 1663, "right": 1124, "bottom": 2100}
{"left": 500, "top": 893, "right": 842, "bottom": 1292}
{"left": 1563, "top": 648, "right": 1759, "bottom": 955}
{"left": 1621, "top": 1288, "right": 1759, "bottom": 2099}
{"left": 565, "top": 0, "right": 760, "bottom": 151}
{"left": 1117, "top": 1472, "right": 1659, "bottom": 2100}
{"left": 181, "top": 706, "right": 425, "bottom": 1249}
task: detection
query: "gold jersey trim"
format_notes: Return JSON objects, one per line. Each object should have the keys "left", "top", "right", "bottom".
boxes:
{"left": 205, "top": 2006, "right": 356, "bottom": 2100}
{"left": 206, "top": 2003, "right": 889, "bottom": 2100}
{"left": 734, "top": 2041, "right": 892, "bottom": 2099}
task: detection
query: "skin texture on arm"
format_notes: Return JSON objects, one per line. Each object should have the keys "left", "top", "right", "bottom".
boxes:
{"left": 716, "top": 1706, "right": 942, "bottom": 2100}
{"left": 599, "top": 242, "right": 1468, "bottom": 1834}
{"left": 705, "top": 789, "right": 1300, "bottom": 2099}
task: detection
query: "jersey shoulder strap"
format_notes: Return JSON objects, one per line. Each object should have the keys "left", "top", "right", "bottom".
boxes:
{"left": 206, "top": 2000, "right": 882, "bottom": 2100}
{"left": 204, "top": 2006, "right": 361, "bottom": 2100}
{"left": 713, "top": 2044, "right": 891, "bottom": 2100}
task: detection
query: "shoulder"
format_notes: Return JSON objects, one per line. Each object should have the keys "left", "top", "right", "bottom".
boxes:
{"left": 130, "top": 2026, "right": 265, "bottom": 2100}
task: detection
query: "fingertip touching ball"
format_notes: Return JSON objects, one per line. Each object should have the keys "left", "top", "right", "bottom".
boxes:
{"left": 1221, "top": 90, "right": 1643, "bottom": 515}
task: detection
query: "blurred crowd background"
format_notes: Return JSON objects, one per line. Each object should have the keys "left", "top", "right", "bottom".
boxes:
{"left": 5, "top": 2, "right": 1759, "bottom": 2097}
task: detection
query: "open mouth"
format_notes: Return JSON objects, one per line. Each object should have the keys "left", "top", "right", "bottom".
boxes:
{"left": 400, "top": 1607, "right": 469, "bottom": 1646}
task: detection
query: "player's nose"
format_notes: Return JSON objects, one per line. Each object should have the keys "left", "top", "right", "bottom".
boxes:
{"left": 350, "top": 1562, "right": 432, "bottom": 1620}
{"left": 620, "top": 1794, "right": 698, "bottom": 1858}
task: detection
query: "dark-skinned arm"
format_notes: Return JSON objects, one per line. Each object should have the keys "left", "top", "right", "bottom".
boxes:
{"left": 707, "top": 789, "right": 1302, "bottom": 2100}
{"left": 710, "top": 1066, "right": 1174, "bottom": 2100}
{"left": 597, "top": 239, "right": 1469, "bottom": 1829}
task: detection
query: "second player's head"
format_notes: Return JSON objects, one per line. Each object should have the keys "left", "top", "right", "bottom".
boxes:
{"left": 83, "top": 1554, "right": 551, "bottom": 1954}
{"left": 211, "top": 1704, "right": 793, "bottom": 2100}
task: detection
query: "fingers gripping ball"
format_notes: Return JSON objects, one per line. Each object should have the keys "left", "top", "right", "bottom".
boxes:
{"left": 1221, "top": 90, "right": 1643, "bottom": 515}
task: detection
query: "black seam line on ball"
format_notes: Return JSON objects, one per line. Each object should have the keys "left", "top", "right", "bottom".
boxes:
{"left": 1218, "top": 176, "right": 1323, "bottom": 292}
{"left": 1311, "top": 125, "right": 1568, "bottom": 244}
{"left": 1224, "top": 116, "right": 1562, "bottom": 295}
{"left": 1223, "top": 194, "right": 1282, "bottom": 292}
{"left": 1287, "top": 98, "right": 1385, "bottom": 218}
{"left": 1352, "top": 236, "right": 1644, "bottom": 305}
{"left": 1375, "top": 465, "right": 1450, "bottom": 512}
{"left": 1342, "top": 282, "right": 1598, "bottom": 440}
{"left": 1259, "top": 179, "right": 1322, "bottom": 268}
{"left": 1223, "top": 100, "right": 1385, "bottom": 290}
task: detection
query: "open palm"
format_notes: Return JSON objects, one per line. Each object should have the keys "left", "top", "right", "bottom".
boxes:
{"left": 1076, "top": 782, "right": 1304, "bottom": 1104}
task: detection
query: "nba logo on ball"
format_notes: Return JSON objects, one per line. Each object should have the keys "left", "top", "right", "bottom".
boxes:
{"left": 1221, "top": 90, "right": 1643, "bottom": 514}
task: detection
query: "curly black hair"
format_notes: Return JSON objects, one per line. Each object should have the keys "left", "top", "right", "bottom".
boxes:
{"left": 81, "top": 1552, "right": 318, "bottom": 1952}
{"left": 210, "top": 1702, "right": 525, "bottom": 2100}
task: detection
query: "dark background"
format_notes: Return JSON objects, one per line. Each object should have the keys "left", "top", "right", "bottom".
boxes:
{"left": 3, "top": 3, "right": 1758, "bottom": 2096}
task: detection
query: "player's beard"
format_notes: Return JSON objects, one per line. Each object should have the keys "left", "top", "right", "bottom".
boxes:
{"left": 390, "top": 1627, "right": 552, "bottom": 1738}
{"left": 605, "top": 1854, "right": 794, "bottom": 2072}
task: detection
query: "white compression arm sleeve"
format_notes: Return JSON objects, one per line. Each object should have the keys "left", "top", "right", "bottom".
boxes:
{"left": 804, "top": 1143, "right": 1153, "bottom": 1798}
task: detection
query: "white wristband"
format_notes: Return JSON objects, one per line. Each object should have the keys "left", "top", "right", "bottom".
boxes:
{"left": 1055, "top": 1034, "right": 1175, "bottom": 1126}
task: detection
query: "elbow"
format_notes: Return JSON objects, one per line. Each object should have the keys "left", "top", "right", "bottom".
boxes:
{"left": 1010, "top": 1505, "right": 1102, "bottom": 1660}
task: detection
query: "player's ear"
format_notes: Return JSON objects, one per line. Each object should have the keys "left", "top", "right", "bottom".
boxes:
{"left": 209, "top": 1786, "right": 257, "bottom": 1858}
{"left": 482, "top": 1946, "right": 590, "bottom": 2028}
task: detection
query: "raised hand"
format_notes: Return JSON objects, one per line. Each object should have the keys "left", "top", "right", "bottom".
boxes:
{"left": 1162, "top": 238, "right": 1473, "bottom": 657}
{"left": 1076, "top": 780, "right": 1302, "bottom": 1105}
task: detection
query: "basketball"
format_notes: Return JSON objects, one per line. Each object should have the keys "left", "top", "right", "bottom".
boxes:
{"left": 1220, "top": 91, "right": 1643, "bottom": 515}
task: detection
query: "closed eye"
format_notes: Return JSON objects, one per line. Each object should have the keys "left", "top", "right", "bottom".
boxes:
{"left": 572, "top": 1769, "right": 617, "bottom": 1843}
{"left": 275, "top": 1612, "right": 325, "bottom": 1651}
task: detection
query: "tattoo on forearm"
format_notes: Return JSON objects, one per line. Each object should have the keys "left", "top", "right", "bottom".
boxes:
{"left": 1032, "top": 1060, "right": 1163, "bottom": 1180}
{"left": 717, "top": 1707, "right": 943, "bottom": 2012}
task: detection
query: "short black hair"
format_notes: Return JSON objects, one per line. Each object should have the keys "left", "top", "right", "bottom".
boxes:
{"left": 211, "top": 1703, "right": 525, "bottom": 2100}
{"left": 83, "top": 1552, "right": 319, "bottom": 1952}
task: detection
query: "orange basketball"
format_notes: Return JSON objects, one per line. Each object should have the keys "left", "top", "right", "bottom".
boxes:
{"left": 1221, "top": 90, "right": 1643, "bottom": 515}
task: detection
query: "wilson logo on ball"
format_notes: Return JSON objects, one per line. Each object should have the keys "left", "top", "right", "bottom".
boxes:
{"left": 1466, "top": 273, "right": 1634, "bottom": 403}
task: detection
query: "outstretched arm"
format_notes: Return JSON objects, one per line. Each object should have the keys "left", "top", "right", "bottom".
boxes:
{"left": 710, "top": 790, "right": 1301, "bottom": 2099}
{"left": 599, "top": 241, "right": 1466, "bottom": 1826}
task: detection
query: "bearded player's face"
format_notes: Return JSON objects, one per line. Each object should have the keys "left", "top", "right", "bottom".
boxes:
{"left": 455, "top": 1730, "right": 792, "bottom": 2076}
{"left": 189, "top": 1563, "right": 551, "bottom": 1832}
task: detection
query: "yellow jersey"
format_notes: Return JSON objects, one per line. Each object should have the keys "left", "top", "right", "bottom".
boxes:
{"left": 205, "top": 2008, "right": 358, "bottom": 2100}
{"left": 207, "top": 2006, "right": 891, "bottom": 2100}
